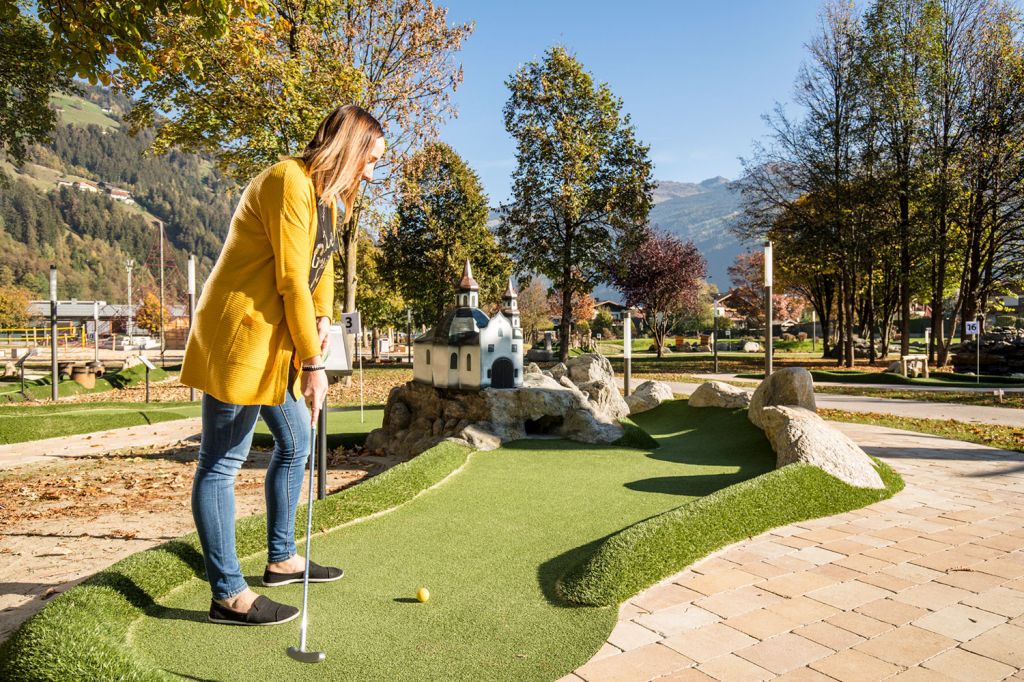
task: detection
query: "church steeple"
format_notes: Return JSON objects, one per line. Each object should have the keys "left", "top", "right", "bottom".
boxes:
{"left": 502, "top": 278, "right": 520, "bottom": 328}
{"left": 456, "top": 259, "right": 479, "bottom": 308}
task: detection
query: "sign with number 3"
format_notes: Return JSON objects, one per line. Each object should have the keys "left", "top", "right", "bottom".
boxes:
{"left": 341, "top": 311, "right": 361, "bottom": 336}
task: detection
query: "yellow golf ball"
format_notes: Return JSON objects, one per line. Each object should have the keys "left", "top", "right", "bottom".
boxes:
{"left": 416, "top": 587, "right": 430, "bottom": 603}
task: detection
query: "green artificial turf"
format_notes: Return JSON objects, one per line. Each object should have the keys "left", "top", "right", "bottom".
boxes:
{"left": 252, "top": 407, "right": 384, "bottom": 450}
{"left": 560, "top": 459, "right": 903, "bottom": 606}
{"left": 0, "top": 400, "right": 905, "bottom": 681}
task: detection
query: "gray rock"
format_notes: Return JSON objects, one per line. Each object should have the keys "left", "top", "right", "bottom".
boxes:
{"left": 761, "top": 406, "right": 885, "bottom": 489}
{"left": 548, "top": 362, "right": 568, "bottom": 381}
{"left": 625, "top": 380, "right": 674, "bottom": 414}
{"left": 578, "top": 377, "right": 631, "bottom": 420}
{"left": 566, "top": 353, "right": 615, "bottom": 384}
{"left": 458, "top": 424, "right": 502, "bottom": 451}
{"left": 689, "top": 381, "right": 751, "bottom": 409}
{"left": 886, "top": 360, "right": 902, "bottom": 373}
{"left": 748, "top": 367, "right": 816, "bottom": 430}
{"left": 742, "top": 341, "right": 762, "bottom": 352}
{"left": 525, "top": 362, "right": 542, "bottom": 375}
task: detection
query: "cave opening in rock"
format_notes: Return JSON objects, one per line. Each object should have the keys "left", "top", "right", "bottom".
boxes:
{"left": 525, "top": 415, "right": 563, "bottom": 435}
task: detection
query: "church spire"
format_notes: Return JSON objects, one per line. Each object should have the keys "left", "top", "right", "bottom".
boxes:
{"left": 458, "top": 259, "right": 479, "bottom": 292}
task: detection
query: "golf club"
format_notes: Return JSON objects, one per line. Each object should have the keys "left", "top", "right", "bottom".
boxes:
{"left": 286, "top": 411, "right": 326, "bottom": 664}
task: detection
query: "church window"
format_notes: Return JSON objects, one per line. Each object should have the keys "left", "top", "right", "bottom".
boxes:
{"left": 511, "top": 344, "right": 517, "bottom": 352}
{"left": 498, "top": 328, "right": 504, "bottom": 337}
{"left": 488, "top": 344, "right": 494, "bottom": 353}
{"left": 450, "top": 352, "right": 458, "bottom": 369}
{"left": 514, "top": 369, "right": 520, "bottom": 378}
{"left": 426, "top": 349, "right": 431, "bottom": 364}
{"left": 466, "top": 354, "right": 472, "bottom": 371}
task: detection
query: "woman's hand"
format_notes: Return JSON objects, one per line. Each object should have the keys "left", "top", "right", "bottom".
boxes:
{"left": 317, "top": 316, "right": 331, "bottom": 354}
{"left": 301, "top": 354, "right": 328, "bottom": 425}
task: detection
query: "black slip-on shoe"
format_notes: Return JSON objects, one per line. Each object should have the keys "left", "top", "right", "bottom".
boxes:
{"left": 262, "top": 560, "right": 344, "bottom": 587}
{"left": 208, "top": 595, "right": 299, "bottom": 626}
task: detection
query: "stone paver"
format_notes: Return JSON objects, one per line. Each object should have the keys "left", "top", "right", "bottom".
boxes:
{"left": 574, "top": 422, "right": 1024, "bottom": 680}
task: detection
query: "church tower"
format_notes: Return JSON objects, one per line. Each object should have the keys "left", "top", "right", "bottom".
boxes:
{"left": 502, "top": 278, "right": 520, "bottom": 330}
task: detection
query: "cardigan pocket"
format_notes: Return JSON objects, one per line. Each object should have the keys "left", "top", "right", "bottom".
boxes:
{"left": 227, "top": 310, "right": 278, "bottom": 369}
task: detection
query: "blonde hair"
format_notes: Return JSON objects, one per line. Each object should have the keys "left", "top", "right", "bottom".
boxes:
{"left": 300, "top": 105, "right": 384, "bottom": 221}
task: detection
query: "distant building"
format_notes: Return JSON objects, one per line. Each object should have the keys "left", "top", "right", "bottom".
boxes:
{"left": 105, "top": 186, "right": 135, "bottom": 204}
{"left": 594, "top": 300, "right": 628, "bottom": 322}
{"left": 71, "top": 181, "right": 99, "bottom": 193}
{"left": 413, "top": 260, "right": 524, "bottom": 390}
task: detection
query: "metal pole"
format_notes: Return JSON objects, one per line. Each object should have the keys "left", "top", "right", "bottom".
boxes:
{"left": 158, "top": 220, "right": 166, "bottom": 367}
{"left": 406, "top": 308, "right": 412, "bottom": 364}
{"left": 126, "top": 258, "right": 134, "bottom": 345}
{"left": 812, "top": 308, "right": 817, "bottom": 353}
{"left": 317, "top": 401, "right": 327, "bottom": 500}
{"left": 976, "top": 318, "right": 981, "bottom": 384}
{"left": 764, "top": 241, "right": 774, "bottom": 377}
{"left": 623, "top": 309, "right": 632, "bottom": 396}
{"left": 50, "top": 266, "right": 58, "bottom": 401}
{"left": 713, "top": 304, "right": 719, "bottom": 374}
{"left": 145, "top": 365, "right": 151, "bottom": 403}
{"left": 93, "top": 301, "right": 100, "bottom": 363}
{"left": 187, "top": 255, "right": 196, "bottom": 401}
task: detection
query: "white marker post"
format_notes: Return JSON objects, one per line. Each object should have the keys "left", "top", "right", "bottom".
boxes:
{"left": 966, "top": 319, "right": 980, "bottom": 383}
{"left": 187, "top": 255, "right": 196, "bottom": 401}
{"left": 623, "top": 308, "right": 632, "bottom": 397}
{"left": 342, "top": 311, "right": 363, "bottom": 422}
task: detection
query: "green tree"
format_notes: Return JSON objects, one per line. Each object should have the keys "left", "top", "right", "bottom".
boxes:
{"left": 380, "top": 142, "right": 510, "bottom": 326}
{"left": 0, "top": 285, "right": 31, "bottom": 328}
{"left": 499, "top": 47, "right": 654, "bottom": 362}
{"left": 0, "top": 14, "right": 76, "bottom": 163}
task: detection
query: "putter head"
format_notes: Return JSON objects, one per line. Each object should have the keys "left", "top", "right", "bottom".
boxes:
{"left": 287, "top": 646, "right": 325, "bottom": 664}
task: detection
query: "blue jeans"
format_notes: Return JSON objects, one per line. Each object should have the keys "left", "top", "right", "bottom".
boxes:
{"left": 192, "top": 390, "right": 311, "bottom": 600}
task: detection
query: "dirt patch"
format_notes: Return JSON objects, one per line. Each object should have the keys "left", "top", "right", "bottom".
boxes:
{"left": 0, "top": 440, "right": 411, "bottom": 644}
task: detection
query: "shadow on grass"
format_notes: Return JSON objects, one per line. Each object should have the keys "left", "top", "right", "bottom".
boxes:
{"left": 625, "top": 472, "right": 754, "bottom": 497}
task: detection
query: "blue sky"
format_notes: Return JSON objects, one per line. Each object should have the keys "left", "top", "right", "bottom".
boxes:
{"left": 437, "top": 0, "right": 824, "bottom": 204}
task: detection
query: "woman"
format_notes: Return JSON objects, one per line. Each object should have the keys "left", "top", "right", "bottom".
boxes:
{"left": 181, "top": 105, "right": 385, "bottom": 625}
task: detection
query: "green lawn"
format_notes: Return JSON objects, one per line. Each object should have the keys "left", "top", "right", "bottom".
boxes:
{"left": 737, "top": 369, "right": 1024, "bottom": 388}
{"left": 0, "top": 401, "right": 382, "bottom": 447}
{"left": 128, "top": 402, "right": 776, "bottom": 681}
{"left": 0, "top": 363, "right": 170, "bottom": 403}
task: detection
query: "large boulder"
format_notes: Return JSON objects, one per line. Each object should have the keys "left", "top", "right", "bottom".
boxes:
{"left": 689, "top": 381, "right": 751, "bottom": 409}
{"left": 578, "top": 377, "right": 631, "bottom": 421}
{"left": 742, "top": 341, "right": 761, "bottom": 352}
{"left": 761, "top": 406, "right": 885, "bottom": 489}
{"left": 748, "top": 367, "right": 816, "bottom": 429}
{"left": 625, "top": 380, "right": 674, "bottom": 414}
{"left": 566, "top": 353, "right": 614, "bottom": 384}
{"left": 548, "top": 362, "right": 568, "bottom": 381}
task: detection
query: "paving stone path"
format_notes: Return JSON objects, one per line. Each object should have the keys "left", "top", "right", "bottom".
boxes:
{"left": 566, "top": 422, "right": 1024, "bottom": 682}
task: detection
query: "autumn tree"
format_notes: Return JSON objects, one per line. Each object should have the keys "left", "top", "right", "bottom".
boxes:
{"left": 0, "top": 285, "right": 31, "bottom": 328}
{"left": 134, "top": 291, "right": 170, "bottom": 334}
{"left": 125, "top": 0, "right": 473, "bottom": 323}
{"left": 613, "top": 230, "right": 707, "bottom": 357}
{"left": 516, "top": 278, "right": 553, "bottom": 343}
{"left": 546, "top": 290, "right": 596, "bottom": 346}
{"left": 499, "top": 47, "right": 654, "bottom": 362}
{"left": 380, "top": 142, "right": 510, "bottom": 326}
{"left": 356, "top": 233, "right": 405, "bottom": 359}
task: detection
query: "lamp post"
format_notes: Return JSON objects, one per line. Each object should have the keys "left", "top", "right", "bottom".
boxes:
{"left": 125, "top": 258, "right": 134, "bottom": 344}
{"left": 187, "top": 255, "right": 196, "bottom": 401}
{"left": 406, "top": 308, "right": 412, "bottom": 364}
{"left": 50, "top": 265, "right": 58, "bottom": 401}
{"left": 764, "top": 240, "right": 774, "bottom": 378}
{"left": 93, "top": 300, "right": 100, "bottom": 363}
{"left": 623, "top": 308, "right": 632, "bottom": 397}
{"left": 713, "top": 297, "right": 720, "bottom": 374}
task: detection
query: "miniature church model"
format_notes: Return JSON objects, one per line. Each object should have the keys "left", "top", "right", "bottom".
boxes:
{"left": 413, "top": 260, "right": 524, "bottom": 390}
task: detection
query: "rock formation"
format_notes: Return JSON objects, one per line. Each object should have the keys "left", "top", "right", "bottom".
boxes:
{"left": 748, "top": 367, "right": 817, "bottom": 429}
{"left": 625, "top": 380, "right": 674, "bottom": 414}
{"left": 689, "top": 381, "right": 751, "bottom": 409}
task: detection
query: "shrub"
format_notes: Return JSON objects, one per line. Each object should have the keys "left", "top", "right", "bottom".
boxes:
{"left": 797, "top": 332, "right": 808, "bottom": 341}
{"left": 782, "top": 333, "right": 796, "bottom": 342}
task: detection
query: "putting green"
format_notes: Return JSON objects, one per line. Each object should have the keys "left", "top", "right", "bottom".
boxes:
{"left": 130, "top": 402, "right": 774, "bottom": 681}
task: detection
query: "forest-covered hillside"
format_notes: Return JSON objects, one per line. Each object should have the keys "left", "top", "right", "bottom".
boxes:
{"left": 0, "top": 84, "right": 236, "bottom": 305}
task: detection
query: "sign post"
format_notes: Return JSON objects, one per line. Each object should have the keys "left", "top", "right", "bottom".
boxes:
{"left": 342, "top": 311, "right": 363, "bottom": 422}
{"left": 93, "top": 301, "right": 100, "bottom": 363}
{"left": 966, "top": 320, "right": 980, "bottom": 383}
{"left": 16, "top": 349, "right": 36, "bottom": 398}
{"left": 139, "top": 355, "right": 156, "bottom": 403}
{"left": 623, "top": 309, "right": 632, "bottom": 397}
{"left": 712, "top": 302, "right": 719, "bottom": 374}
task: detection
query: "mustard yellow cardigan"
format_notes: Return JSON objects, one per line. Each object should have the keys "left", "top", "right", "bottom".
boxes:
{"left": 180, "top": 158, "right": 335, "bottom": 405}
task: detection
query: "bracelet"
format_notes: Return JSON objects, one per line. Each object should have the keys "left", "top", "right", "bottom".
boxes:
{"left": 301, "top": 364, "right": 326, "bottom": 372}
